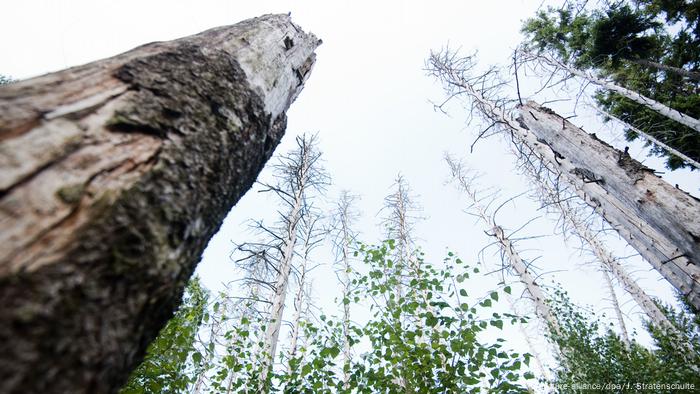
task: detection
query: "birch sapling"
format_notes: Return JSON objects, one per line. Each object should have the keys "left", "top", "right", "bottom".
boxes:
{"left": 330, "top": 191, "right": 360, "bottom": 388}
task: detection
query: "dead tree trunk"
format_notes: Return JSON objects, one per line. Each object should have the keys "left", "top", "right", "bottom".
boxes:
{"left": 601, "top": 268, "right": 630, "bottom": 346}
{"left": 446, "top": 157, "right": 561, "bottom": 336}
{"left": 0, "top": 14, "right": 320, "bottom": 394}
{"left": 540, "top": 176, "right": 680, "bottom": 335}
{"left": 331, "top": 191, "right": 359, "bottom": 389}
{"left": 518, "top": 102, "right": 700, "bottom": 310}
{"left": 287, "top": 212, "right": 323, "bottom": 370}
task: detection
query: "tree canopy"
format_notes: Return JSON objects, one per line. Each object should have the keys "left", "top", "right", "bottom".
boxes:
{"left": 522, "top": 0, "right": 700, "bottom": 169}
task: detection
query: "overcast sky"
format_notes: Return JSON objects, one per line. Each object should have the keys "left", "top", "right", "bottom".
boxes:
{"left": 4, "top": 0, "right": 699, "bottom": 375}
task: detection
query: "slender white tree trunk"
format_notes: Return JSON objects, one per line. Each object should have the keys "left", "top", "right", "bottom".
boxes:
{"left": 260, "top": 192, "right": 303, "bottom": 389}
{"left": 287, "top": 249, "right": 310, "bottom": 369}
{"left": 588, "top": 104, "right": 699, "bottom": 169}
{"left": 332, "top": 191, "right": 358, "bottom": 389}
{"left": 446, "top": 158, "right": 561, "bottom": 335}
{"left": 602, "top": 268, "right": 630, "bottom": 346}
{"left": 381, "top": 177, "right": 422, "bottom": 391}
{"left": 523, "top": 51, "right": 700, "bottom": 133}
{"left": 492, "top": 226, "right": 562, "bottom": 335}
{"left": 629, "top": 59, "right": 700, "bottom": 82}
{"left": 340, "top": 225, "right": 353, "bottom": 388}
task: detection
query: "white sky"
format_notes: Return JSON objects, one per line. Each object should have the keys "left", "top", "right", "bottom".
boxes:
{"left": 4, "top": 0, "right": 699, "bottom": 382}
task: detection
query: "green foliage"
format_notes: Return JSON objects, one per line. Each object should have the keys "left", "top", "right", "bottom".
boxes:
{"left": 279, "top": 241, "right": 533, "bottom": 393}
{"left": 204, "top": 311, "right": 266, "bottom": 393}
{"left": 548, "top": 288, "right": 700, "bottom": 393}
{"left": 0, "top": 74, "right": 13, "bottom": 85}
{"left": 120, "top": 276, "right": 209, "bottom": 394}
{"left": 522, "top": 0, "right": 700, "bottom": 170}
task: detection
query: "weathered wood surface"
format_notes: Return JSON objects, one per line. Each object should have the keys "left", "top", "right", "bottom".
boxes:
{"left": 0, "top": 14, "right": 320, "bottom": 394}
{"left": 518, "top": 101, "right": 700, "bottom": 310}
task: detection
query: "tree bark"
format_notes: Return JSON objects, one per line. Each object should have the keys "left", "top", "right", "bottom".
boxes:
{"left": 523, "top": 159, "right": 682, "bottom": 336}
{"left": 518, "top": 102, "right": 700, "bottom": 310}
{"left": 0, "top": 14, "right": 320, "bottom": 394}
{"left": 492, "top": 226, "right": 562, "bottom": 336}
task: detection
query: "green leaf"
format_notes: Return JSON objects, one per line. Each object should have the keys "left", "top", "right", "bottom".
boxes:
{"left": 192, "top": 351, "right": 202, "bottom": 364}
{"left": 301, "top": 364, "right": 312, "bottom": 376}
{"left": 459, "top": 289, "right": 468, "bottom": 297}
{"left": 490, "top": 291, "right": 499, "bottom": 301}
{"left": 504, "top": 286, "right": 511, "bottom": 294}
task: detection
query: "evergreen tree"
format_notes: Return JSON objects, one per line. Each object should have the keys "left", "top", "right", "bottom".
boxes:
{"left": 120, "top": 277, "right": 209, "bottom": 394}
{"left": 522, "top": 0, "right": 700, "bottom": 169}
{"left": 549, "top": 289, "right": 700, "bottom": 393}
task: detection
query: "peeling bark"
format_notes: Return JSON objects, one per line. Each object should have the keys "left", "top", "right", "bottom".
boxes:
{"left": 0, "top": 14, "right": 320, "bottom": 394}
{"left": 519, "top": 102, "right": 700, "bottom": 310}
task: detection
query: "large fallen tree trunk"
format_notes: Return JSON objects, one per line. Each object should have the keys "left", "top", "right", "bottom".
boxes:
{"left": 518, "top": 102, "right": 700, "bottom": 310}
{"left": 0, "top": 14, "right": 320, "bottom": 394}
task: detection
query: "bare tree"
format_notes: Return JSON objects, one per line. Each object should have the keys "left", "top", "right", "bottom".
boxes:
{"left": 518, "top": 155, "right": 682, "bottom": 335}
{"left": 446, "top": 156, "right": 561, "bottom": 336}
{"left": 0, "top": 14, "right": 320, "bottom": 394}
{"left": 428, "top": 49, "right": 700, "bottom": 311}
{"left": 330, "top": 191, "right": 360, "bottom": 388}
{"left": 286, "top": 210, "right": 325, "bottom": 368}
{"left": 232, "top": 134, "right": 328, "bottom": 391}
{"left": 380, "top": 175, "right": 422, "bottom": 301}
{"left": 601, "top": 268, "right": 631, "bottom": 346}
